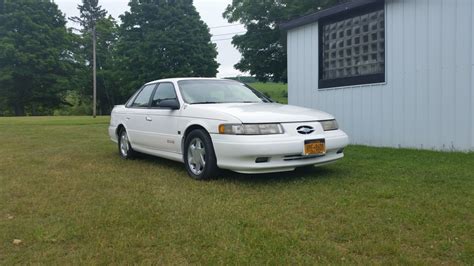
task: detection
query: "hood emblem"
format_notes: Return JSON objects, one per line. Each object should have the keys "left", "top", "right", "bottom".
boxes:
{"left": 297, "top": 126, "right": 314, "bottom": 135}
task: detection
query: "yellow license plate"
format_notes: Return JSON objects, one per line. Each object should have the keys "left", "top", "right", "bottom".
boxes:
{"left": 304, "top": 140, "right": 326, "bottom": 155}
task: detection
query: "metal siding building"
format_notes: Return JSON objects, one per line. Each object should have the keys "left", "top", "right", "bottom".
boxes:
{"left": 284, "top": 0, "right": 474, "bottom": 151}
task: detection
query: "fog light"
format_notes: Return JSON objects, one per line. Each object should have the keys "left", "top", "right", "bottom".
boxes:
{"left": 337, "top": 148, "right": 345, "bottom": 154}
{"left": 255, "top": 157, "right": 270, "bottom": 163}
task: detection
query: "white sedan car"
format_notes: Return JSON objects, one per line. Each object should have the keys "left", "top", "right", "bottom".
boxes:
{"left": 109, "top": 78, "right": 349, "bottom": 180}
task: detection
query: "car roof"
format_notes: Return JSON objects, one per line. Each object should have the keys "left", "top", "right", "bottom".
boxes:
{"left": 144, "top": 77, "right": 236, "bottom": 85}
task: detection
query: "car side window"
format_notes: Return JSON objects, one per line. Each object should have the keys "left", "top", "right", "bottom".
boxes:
{"left": 130, "top": 84, "right": 156, "bottom": 108}
{"left": 151, "top": 83, "right": 177, "bottom": 108}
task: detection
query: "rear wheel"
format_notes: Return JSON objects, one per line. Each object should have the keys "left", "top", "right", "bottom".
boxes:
{"left": 118, "top": 128, "right": 136, "bottom": 159}
{"left": 184, "top": 129, "right": 218, "bottom": 180}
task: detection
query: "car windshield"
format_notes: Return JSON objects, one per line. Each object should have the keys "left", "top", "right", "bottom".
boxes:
{"left": 178, "top": 80, "right": 272, "bottom": 104}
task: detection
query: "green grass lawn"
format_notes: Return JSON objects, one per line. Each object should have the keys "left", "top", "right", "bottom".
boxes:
{"left": 250, "top": 82, "right": 288, "bottom": 104}
{"left": 1, "top": 117, "right": 473, "bottom": 264}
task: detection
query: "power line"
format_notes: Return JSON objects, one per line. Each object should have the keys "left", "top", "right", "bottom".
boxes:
{"left": 209, "top": 23, "right": 243, "bottom": 29}
{"left": 211, "top": 31, "right": 246, "bottom": 37}
{"left": 211, "top": 30, "right": 281, "bottom": 42}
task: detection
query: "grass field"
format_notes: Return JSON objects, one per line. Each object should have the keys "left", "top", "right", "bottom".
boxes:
{"left": 1, "top": 116, "right": 473, "bottom": 264}
{"left": 250, "top": 83, "right": 288, "bottom": 104}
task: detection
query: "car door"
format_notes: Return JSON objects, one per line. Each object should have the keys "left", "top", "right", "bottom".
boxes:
{"left": 125, "top": 84, "right": 157, "bottom": 149}
{"left": 146, "top": 82, "right": 180, "bottom": 153}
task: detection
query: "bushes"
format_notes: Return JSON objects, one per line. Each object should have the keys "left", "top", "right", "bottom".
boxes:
{"left": 54, "top": 91, "right": 92, "bottom": 116}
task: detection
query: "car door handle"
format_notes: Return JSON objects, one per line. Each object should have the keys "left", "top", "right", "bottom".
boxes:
{"left": 145, "top": 116, "right": 152, "bottom": 122}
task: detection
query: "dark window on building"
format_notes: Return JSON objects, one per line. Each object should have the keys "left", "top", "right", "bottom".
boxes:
{"left": 319, "top": 3, "right": 385, "bottom": 89}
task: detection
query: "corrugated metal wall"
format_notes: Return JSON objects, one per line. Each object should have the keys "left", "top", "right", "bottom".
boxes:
{"left": 287, "top": 0, "right": 474, "bottom": 151}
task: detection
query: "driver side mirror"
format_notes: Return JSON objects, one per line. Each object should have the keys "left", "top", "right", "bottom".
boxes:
{"left": 158, "top": 99, "right": 180, "bottom": 110}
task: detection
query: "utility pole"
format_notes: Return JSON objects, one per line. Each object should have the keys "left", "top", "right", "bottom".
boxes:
{"left": 92, "top": 25, "right": 97, "bottom": 118}
{"left": 70, "top": 0, "right": 105, "bottom": 118}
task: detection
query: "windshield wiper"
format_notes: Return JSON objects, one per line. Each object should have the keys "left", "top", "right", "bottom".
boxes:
{"left": 190, "top": 101, "right": 220, "bottom": 105}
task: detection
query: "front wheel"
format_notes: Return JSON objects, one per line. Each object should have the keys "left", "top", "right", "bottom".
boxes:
{"left": 184, "top": 129, "right": 218, "bottom": 180}
{"left": 118, "top": 128, "right": 136, "bottom": 159}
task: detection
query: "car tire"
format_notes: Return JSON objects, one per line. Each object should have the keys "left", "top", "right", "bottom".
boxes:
{"left": 184, "top": 129, "right": 218, "bottom": 180}
{"left": 118, "top": 128, "right": 136, "bottom": 159}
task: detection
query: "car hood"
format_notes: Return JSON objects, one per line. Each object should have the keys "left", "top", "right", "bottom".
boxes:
{"left": 190, "top": 103, "right": 334, "bottom": 123}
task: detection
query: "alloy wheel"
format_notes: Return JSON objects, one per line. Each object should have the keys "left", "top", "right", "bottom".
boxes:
{"left": 120, "top": 131, "right": 130, "bottom": 157}
{"left": 187, "top": 138, "right": 206, "bottom": 175}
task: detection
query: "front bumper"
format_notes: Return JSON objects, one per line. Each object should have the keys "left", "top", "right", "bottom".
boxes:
{"left": 211, "top": 129, "right": 349, "bottom": 174}
{"left": 109, "top": 125, "right": 118, "bottom": 143}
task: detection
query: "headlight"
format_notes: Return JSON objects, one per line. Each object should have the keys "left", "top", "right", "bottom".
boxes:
{"left": 219, "top": 124, "right": 284, "bottom": 135}
{"left": 320, "top": 120, "right": 338, "bottom": 131}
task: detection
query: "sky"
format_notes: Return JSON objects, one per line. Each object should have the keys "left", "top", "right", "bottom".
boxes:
{"left": 54, "top": 0, "right": 246, "bottom": 78}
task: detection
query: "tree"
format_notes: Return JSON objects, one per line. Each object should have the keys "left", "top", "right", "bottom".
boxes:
{"left": 115, "top": 0, "right": 219, "bottom": 97}
{"left": 0, "top": 0, "right": 74, "bottom": 116}
{"left": 94, "top": 16, "right": 119, "bottom": 114}
{"left": 71, "top": 0, "right": 108, "bottom": 117}
{"left": 224, "top": 0, "right": 345, "bottom": 82}
{"left": 72, "top": 5, "right": 119, "bottom": 114}
{"left": 70, "top": 0, "right": 106, "bottom": 33}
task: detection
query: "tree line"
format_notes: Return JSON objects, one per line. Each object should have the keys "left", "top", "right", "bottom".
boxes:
{"left": 0, "top": 0, "right": 217, "bottom": 116}
{"left": 0, "top": 0, "right": 343, "bottom": 116}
